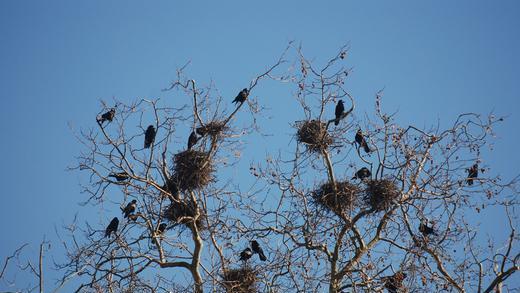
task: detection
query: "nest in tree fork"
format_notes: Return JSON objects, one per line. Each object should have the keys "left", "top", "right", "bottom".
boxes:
{"left": 365, "top": 179, "right": 400, "bottom": 211}
{"left": 296, "top": 120, "right": 333, "bottom": 152}
{"left": 221, "top": 267, "right": 258, "bottom": 293}
{"left": 172, "top": 150, "right": 214, "bottom": 191}
{"left": 163, "top": 199, "right": 206, "bottom": 230}
{"left": 196, "top": 121, "right": 228, "bottom": 137}
{"left": 314, "top": 181, "right": 360, "bottom": 216}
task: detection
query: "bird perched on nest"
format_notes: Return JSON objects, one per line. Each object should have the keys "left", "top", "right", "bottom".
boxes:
{"left": 251, "top": 240, "right": 267, "bottom": 261}
{"left": 334, "top": 100, "right": 345, "bottom": 126}
{"left": 239, "top": 247, "right": 253, "bottom": 261}
{"left": 98, "top": 108, "right": 115, "bottom": 124}
{"left": 232, "top": 88, "right": 249, "bottom": 105}
{"left": 419, "top": 222, "right": 437, "bottom": 236}
{"left": 108, "top": 171, "right": 130, "bottom": 182}
{"left": 105, "top": 217, "right": 119, "bottom": 238}
{"left": 188, "top": 131, "right": 199, "bottom": 150}
{"left": 355, "top": 129, "right": 371, "bottom": 153}
{"left": 352, "top": 167, "right": 372, "bottom": 180}
{"left": 383, "top": 272, "right": 407, "bottom": 293}
{"left": 466, "top": 163, "right": 478, "bottom": 185}
{"left": 121, "top": 199, "right": 137, "bottom": 218}
{"left": 144, "top": 125, "right": 156, "bottom": 148}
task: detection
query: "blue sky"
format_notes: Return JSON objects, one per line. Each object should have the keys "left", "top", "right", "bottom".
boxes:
{"left": 0, "top": 0, "right": 519, "bottom": 290}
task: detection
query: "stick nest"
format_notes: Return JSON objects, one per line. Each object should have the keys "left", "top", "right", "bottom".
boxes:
{"left": 221, "top": 267, "right": 258, "bottom": 293}
{"left": 197, "top": 121, "right": 228, "bottom": 137}
{"left": 172, "top": 150, "right": 214, "bottom": 191}
{"left": 163, "top": 199, "right": 206, "bottom": 230}
{"left": 365, "top": 179, "right": 400, "bottom": 211}
{"left": 296, "top": 120, "right": 333, "bottom": 152}
{"left": 313, "top": 181, "right": 360, "bottom": 216}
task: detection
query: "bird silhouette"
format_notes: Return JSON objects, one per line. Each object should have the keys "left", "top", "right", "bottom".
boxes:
{"left": 355, "top": 129, "right": 371, "bottom": 153}
{"left": 383, "top": 272, "right": 407, "bottom": 293}
{"left": 239, "top": 247, "right": 253, "bottom": 261}
{"left": 144, "top": 125, "right": 156, "bottom": 148}
{"left": 466, "top": 163, "right": 478, "bottom": 185}
{"left": 232, "top": 88, "right": 249, "bottom": 104}
{"left": 251, "top": 240, "right": 267, "bottom": 261}
{"left": 157, "top": 223, "right": 167, "bottom": 234}
{"left": 188, "top": 131, "right": 199, "bottom": 150}
{"left": 122, "top": 200, "right": 137, "bottom": 218}
{"left": 108, "top": 171, "right": 130, "bottom": 182}
{"left": 105, "top": 217, "right": 119, "bottom": 238}
{"left": 419, "top": 222, "right": 437, "bottom": 236}
{"left": 352, "top": 167, "right": 372, "bottom": 180}
{"left": 98, "top": 108, "right": 115, "bottom": 124}
{"left": 334, "top": 100, "right": 345, "bottom": 126}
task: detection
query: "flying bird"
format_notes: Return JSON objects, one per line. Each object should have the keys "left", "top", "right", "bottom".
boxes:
{"left": 239, "top": 247, "right": 253, "bottom": 261}
{"left": 355, "top": 129, "right": 371, "bottom": 153}
{"left": 122, "top": 199, "right": 137, "bottom": 218}
{"left": 419, "top": 222, "right": 437, "bottom": 236}
{"left": 105, "top": 217, "right": 119, "bottom": 238}
{"left": 144, "top": 125, "right": 156, "bottom": 148}
{"left": 251, "top": 240, "right": 267, "bottom": 261}
{"left": 334, "top": 100, "right": 345, "bottom": 126}
{"left": 383, "top": 272, "right": 407, "bottom": 293}
{"left": 232, "top": 88, "right": 249, "bottom": 104}
{"left": 98, "top": 108, "right": 115, "bottom": 124}
{"left": 188, "top": 131, "right": 199, "bottom": 150}
{"left": 466, "top": 163, "right": 478, "bottom": 186}
{"left": 352, "top": 167, "right": 372, "bottom": 180}
{"left": 108, "top": 171, "right": 130, "bottom": 182}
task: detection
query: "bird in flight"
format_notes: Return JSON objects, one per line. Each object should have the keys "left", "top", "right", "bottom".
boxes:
{"left": 144, "top": 125, "right": 156, "bottom": 149}
{"left": 232, "top": 88, "right": 249, "bottom": 105}
{"left": 105, "top": 217, "right": 119, "bottom": 238}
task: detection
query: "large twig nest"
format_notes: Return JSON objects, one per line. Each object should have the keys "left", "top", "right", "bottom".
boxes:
{"left": 172, "top": 150, "right": 214, "bottom": 191}
{"left": 365, "top": 179, "right": 400, "bottom": 211}
{"left": 296, "top": 120, "right": 333, "bottom": 152}
{"left": 313, "top": 181, "right": 360, "bottom": 216}
{"left": 221, "top": 267, "right": 258, "bottom": 293}
{"left": 163, "top": 199, "right": 206, "bottom": 230}
{"left": 196, "top": 121, "right": 228, "bottom": 137}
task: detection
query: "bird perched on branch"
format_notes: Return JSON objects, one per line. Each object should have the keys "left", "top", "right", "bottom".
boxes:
{"left": 98, "top": 108, "right": 115, "bottom": 124}
{"left": 144, "top": 125, "right": 156, "bottom": 148}
{"left": 108, "top": 171, "right": 130, "bottom": 182}
{"left": 352, "top": 167, "right": 371, "bottom": 180}
{"left": 232, "top": 88, "right": 249, "bottom": 105}
{"left": 383, "top": 272, "right": 407, "bottom": 293}
{"left": 239, "top": 247, "right": 253, "bottom": 261}
{"left": 121, "top": 199, "right": 137, "bottom": 218}
{"left": 419, "top": 222, "right": 437, "bottom": 236}
{"left": 251, "top": 240, "right": 267, "bottom": 261}
{"left": 355, "top": 129, "right": 371, "bottom": 153}
{"left": 188, "top": 131, "right": 199, "bottom": 150}
{"left": 157, "top": 223, "right": 167, "bottom": 234}
{"left": 334, "top": 100, "right": 345, "bottom": 126}
{"left": 466, "top": 163, "right": 478, "bottom": 185}
{"left": 105, "top": 217, "right": 119, "bottom": 238}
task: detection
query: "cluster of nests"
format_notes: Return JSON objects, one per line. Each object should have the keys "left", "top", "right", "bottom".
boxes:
{"left": 313, "top": 179, "right": 400, "bottom": 216}
{"left": 296, "top": 120, "right": 333, "bottom": 152}
{"left": 221, "top": 267, "right": 258, "bottom": 293}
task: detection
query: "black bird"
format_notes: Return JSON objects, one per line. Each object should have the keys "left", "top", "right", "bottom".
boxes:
{"left": 239, "top": 247, "right": 253, "bottom": 261}
{"left": 144, "top": 125, "right": 156, "bottom": 148}
{"left": 122, "top": 199, "right": 137, "bottom": 218}
{"left": 163, "top": 179, "right": 180, "bottom": 200}
{"left": 157, "top": 223, "right": 167, "bottom": 234}
{"left": 352, "top": 167, "right": 372, "bottom": 180}
{"left": 108, "top": 171, "right": 130, "bottom": 182}
{"left": 419, "top": 222, "right": 437, "bottom": 236}
{"left": 188, "top": 131, "right": 199, "bottom": 150}
{"left": 383, "top": 272, "right": 407, "bottom": 293}
{"left": 105, "top": 217, "right": 119, "bottom": 238}
{"left": 251, "top": 240, "right": 267, "bottom": 261}
{"left": 355, "top": 129, "right": 371, "bottom": 153}
{"left": 98, "top": 108, "right": 115, "bottom": 124}
{"left": 334, "top": 100, "right": 345, "bottom": 126}
{"left": 232, "top": 88, "right": 249, "bottom": 104}
{"left": 466, "top": 163, "right": 478, "bottom": 186}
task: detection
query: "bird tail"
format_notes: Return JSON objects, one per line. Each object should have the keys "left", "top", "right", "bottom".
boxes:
{"left": 363, "top": 143, "right": 371, "bottom": 153}
{"left": 334, "top": 118, "right": 340, "bottom": 126}
{"left": 467, "top": 178, "right": 474, "bottom": 185}
{"left": 258, "top": 251, "right": 267, "bottom": 261}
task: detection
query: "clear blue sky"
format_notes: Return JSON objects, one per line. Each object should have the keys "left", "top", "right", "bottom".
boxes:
{"left": 1, "top": 0, "right": 519, "bottom": 290}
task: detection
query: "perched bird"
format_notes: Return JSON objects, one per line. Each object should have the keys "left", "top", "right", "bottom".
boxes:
{"left": 105, "top": 217, "right": 119, "bottom": 238}
{"left": 98, "top": 108, "right": 116, "bottom": 124}
{"left": 334, "top": 100, "right": 345, "bottom": 126}
{"left": 157, "top": 223, "right": 167, "bottom": 234}
{"left": 239, "top": 247, "right": 253, "bottom": 261}
{"left": 419, "top": 222, "right": 437, "bottom": 236}
{"left": 232, "top": 88, "right": 249, "bottom": 104}
{"left": 352, "top": 167, "right": 372, "bottom": 180}
{"left": 383, "top": 272, "right": 407, "bottom": 293}
{"left": 466, "top": 163, "right": 478, "bottom": 186}
{"left": 121, "top": 199, "right": 137, "bottom": 218}
{"left": 144, "top": 125, "right": 156, "bottom": 149}
{"left": 108, "top": 171, "right": 130, "bottom": 182}
{"left": 251, "top": 240, "right": 267, "bottom": 261}
{"left": 163, "top": 180, "right": 180, "bottom": 200}
{"left": 188, "top": 131, "right": 199, "bottom": 150}
{"left": 355, "top": 129, "right": 371, "bottom": 153}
